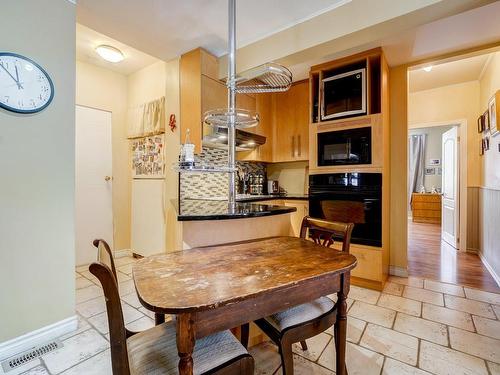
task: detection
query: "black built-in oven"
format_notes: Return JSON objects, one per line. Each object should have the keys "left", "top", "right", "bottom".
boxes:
{"left": 309, "top": 173, "right": 382, "bottom": 247}
{"left": 317, "top": 127, "right": 371, "bottom": 166}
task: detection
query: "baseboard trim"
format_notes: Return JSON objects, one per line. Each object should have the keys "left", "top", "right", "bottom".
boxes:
{"left": 389, "top": 266, "right": 408, "bottom": 278}
{"left": 113, "top": 248, "right": 132, "bottom": 259}
{"left": 0, "top": 316, "right": 77, "bottom": 361}
{"left": 478, "top": 252, "right": 500, "bottom": 287}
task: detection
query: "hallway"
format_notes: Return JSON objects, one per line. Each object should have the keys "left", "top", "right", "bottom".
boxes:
{"left": 408, "top": 220, "right": 499, "bottom": 292}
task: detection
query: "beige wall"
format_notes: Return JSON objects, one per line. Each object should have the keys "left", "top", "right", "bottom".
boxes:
{"left": 267, "top": 162, "right": 309, "bottom": 195}
{"left": 0, "top": 0, "right": 76, "bottom": 342}
{"left": 479, "top": 52, "right": 500, "bottom": 189}
{"left": 76, "top": 61, "right": 131, "bottom": 251}
{"left": 408, "top": 81, "right": 481, "bottom": 186}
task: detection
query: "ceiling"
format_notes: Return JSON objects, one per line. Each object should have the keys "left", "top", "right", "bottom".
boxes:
{"left": 76, "top": 24, "right": 159, "bottom": 75}
{"left": 408, "top": 53, "right": 493, "bottom": 92}
{"left": 76, "top": 0, "right": 350, "bottom": 61}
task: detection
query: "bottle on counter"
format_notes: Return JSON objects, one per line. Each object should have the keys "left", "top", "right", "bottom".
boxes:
{"left": 181, "top": 129, "right": 195, "bottom": 168}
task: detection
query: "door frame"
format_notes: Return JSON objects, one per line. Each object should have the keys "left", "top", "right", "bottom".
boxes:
{"left": 407, "top": 119, "right": 467, "bottom": 252}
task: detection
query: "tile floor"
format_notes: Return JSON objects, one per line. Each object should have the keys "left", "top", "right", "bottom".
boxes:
{"left": 3, "top": 256, "right": 500, "bottom": 375}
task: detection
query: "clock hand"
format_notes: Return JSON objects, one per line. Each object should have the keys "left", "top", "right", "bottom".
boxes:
{"left": 0, "top": 63, "right": 21, "bottom": 87}
{"left": 14, "top": 65, "right": 24, "bottom": 90}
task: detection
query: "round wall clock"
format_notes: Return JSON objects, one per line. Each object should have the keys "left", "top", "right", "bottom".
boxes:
{"left": 0, "top": 52, "right": 54, "bottom": 114}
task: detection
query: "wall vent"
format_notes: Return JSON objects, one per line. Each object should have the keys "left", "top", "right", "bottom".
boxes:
{"left": 1, "top": 340, "right": 63, "bottom": 373}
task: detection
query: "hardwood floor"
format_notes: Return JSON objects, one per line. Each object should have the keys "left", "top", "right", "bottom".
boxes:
{"left": 408, "top": 220, "right": 499, "bottom": 292}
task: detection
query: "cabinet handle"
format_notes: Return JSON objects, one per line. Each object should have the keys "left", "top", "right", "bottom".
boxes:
{"left": 291, "top": 136, "right": 295, "bottom": 158}
{"left": 298, "top": 135, "right": 301, "bottom": 157}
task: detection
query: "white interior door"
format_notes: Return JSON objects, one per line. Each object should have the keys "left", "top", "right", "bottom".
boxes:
{"left": 76, "top": 105, "right": 113, "bottom": 266}
{"left": 441, "top": 127, "right": 459, "bottom": 249}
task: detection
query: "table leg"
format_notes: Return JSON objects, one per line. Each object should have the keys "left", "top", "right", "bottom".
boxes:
{"left": 176, "top": 313, "right": 195, "bottom": 375}
{"left": 336, "top": 276, "right": 349, "bottom": 375}
{"left": 154, "top": 313, "right": 165, "bottom": 325}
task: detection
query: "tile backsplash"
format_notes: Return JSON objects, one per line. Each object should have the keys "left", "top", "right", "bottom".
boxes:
{"left": 179, "top": 147, "right": 265, "bottom": 200}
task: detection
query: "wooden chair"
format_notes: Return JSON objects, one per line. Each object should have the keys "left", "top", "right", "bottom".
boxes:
{"left": 92, "top": 239, "right": 166, "bottom": 326}
{"left": 249, "top": 217, "right": 354, "bottom": 375}
{"left": 90, "top": 261, "right": 255, "bottom": 375}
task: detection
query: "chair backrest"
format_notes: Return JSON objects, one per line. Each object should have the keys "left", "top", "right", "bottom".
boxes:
{"left": 89, "top": 262, "right": 131, "bottom": 375}
{"left": 300, "top": 216, "right": 354, "bottom": 253}
{"left": 92, "top": 239, "right": 118, "bottom": 282}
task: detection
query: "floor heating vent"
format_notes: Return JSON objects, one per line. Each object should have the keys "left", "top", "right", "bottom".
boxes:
{"left": 1, "top": 340, "right": 63, "bottom": 373}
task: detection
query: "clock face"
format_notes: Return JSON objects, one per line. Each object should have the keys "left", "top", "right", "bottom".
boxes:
{"left": 0, "top": 52, "right": 54, "bottom": 114}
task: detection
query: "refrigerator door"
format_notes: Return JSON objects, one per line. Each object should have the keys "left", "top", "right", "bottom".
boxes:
{"left": 131, "top": 179, "right": 165, "bottom": 256}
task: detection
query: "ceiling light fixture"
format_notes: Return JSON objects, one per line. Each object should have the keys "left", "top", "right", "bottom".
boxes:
{"left": 95, "top": 45, "right": 124, "bottom": 63}
{"left": 423, "top": 66, "right": 432, "bottom": 72}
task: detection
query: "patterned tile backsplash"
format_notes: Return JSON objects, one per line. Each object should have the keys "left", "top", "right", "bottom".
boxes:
{"left": 179, "top": 147, "right": 266, "bottom": 200}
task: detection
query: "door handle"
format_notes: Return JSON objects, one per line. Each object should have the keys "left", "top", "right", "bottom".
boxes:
{"left": 291, "top": 136, "right": 295, "bottom": 158}
{"left": 104, "top": 176, "right": 112, "bottom": 181}
{"left": 298, "top": 135, "right": 301, "bottom": 157}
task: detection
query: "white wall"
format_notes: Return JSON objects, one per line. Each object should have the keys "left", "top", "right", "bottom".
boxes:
{"left": 0, "top": 0, "right": 76, "bottom": 342}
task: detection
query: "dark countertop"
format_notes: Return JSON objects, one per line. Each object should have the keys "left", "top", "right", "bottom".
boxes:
{"left": 177, "top": 200, "right": 297, "bottom": 221}
{"left": 236, "top": 194, "right": 309, "bottom": 202}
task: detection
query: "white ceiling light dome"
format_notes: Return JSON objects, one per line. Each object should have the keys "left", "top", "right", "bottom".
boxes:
{"left": 95, "top": 45, "right": 124, "bottom": 63}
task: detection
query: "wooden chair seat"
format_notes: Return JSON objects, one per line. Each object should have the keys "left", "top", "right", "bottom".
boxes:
{"left": 128, "top": 321, "right": 251, "bottom": 375}
{"left": 264, "top": 296, "right": 335, "bottom": 331}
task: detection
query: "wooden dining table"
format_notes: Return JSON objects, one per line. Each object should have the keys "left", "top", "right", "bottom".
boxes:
{"left": 132, "top": 236, "right": 357, "bottom": 375}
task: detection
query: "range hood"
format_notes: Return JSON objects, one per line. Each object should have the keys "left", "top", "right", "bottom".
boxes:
{"left": 202, "top": 126, "right": 266, "bottom": 151}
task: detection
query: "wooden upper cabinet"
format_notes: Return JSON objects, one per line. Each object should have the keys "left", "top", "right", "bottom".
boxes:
{"left": 273, "top": 80, "right": 309, "bottom": 162}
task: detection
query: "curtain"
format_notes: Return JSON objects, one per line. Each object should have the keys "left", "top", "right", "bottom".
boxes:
{"left": 127, "top": 96, "right": 166, "bottom": 138}
{"left": 408, "top": 134, "right": 426, "bottom": 204}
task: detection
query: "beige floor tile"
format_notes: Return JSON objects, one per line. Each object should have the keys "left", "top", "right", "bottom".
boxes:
{"left": 75, "top": 277, "right": 93, "bottom": 290}
{"left": 473, "top": 316, "right": 500, "bottom": 340}
{"left": 118, "top": 279, "right": 136, "bottom": 296}
{"left": 318, "top": 341, "right": 384, "bottom": 375}
{"left": 42, "top": 329, "right": 109, "bottom": 374}
{"left": 325, "top": 316, "right": 366, "bottom": 343}
{"left": 78, "top": 270, "right": 99, "bottom": 285}
{"left": 116, "top": 271, "right": 131, "bottom": 282}
{"left": 15, "top": 365, "right": 49, "bottom": 375}
{"left": 360, "top": 323, "right": 418, "bottom": 365}
{"left": 487, "top": 361, "right": 500, "bottom": 375}
{"left": 394, "top": 313, "right": 448, "bottom": 345}
{"left": 76, "top": 296, "right": 106, "bottom": 318}
{"left": 424, "top": 280, "right": 465, "bottom": 297}
{"left": 382, "top": 357, "right": 432, "bottom": 375}
{"left": 348, "top": 285, "right": 381, "bottom": 304}
{"left": 292, "top": 332, "right": 331, "bottom": 361}
{"left": 419, "top": 340, "right": 489, "bottom": 375}
{"left": 75, "top": 265, "right": 90, "bottom": 273}
{"left": 493, "top": 305, "right": 500, "bottom": 319}
{"left": 349, "top": 300, "right": 396, "bottom": 328}
{"left": 88, "top": 303, "right": 143, "bottom": 335}
{"left": 444, "top": 295, "right": 496, "bottom": 319}
{"left": 114, "top": 256, "right": 136, "bottom": 267}
{"left": 59, "top": 315, "right": 91, "bottom": 340}
{"left": 388, "top": 276, "right": 424, "bottom": 288}
{"left": 121, "top": 292, "right": 142, "bottom": 308}
{"left": 248, "top": 341, "right": 281, "bottom": 375}
{"left": 126, "top": 316, "right": 155, "bottom": 332}
{"left": 464, "top": 288, "right": 500, "bottom": 305}
{"left": 403, "top": 286, "right": 444, "bottom": 306}
{"left": 383, "top": 282, "right": 405, "bottom": 296}
{"left": 75, "top": 285, "right": 103, "bottom": 304}
{"left": 378, "top": 294, "right": 422, "bottom": 317}
{"left": 449, "top": 326, "right": 500, "bottom": 363}
{"left": 60, "top": 349, "right": 111, "bottom": 375}
{"left": 138, "top": 306, "right": 156, "bottom": 319}
{"left": 117, "top": 263, "right": 133, "bottom": 275}
{"left": 422, "top": 303, "right": 475, "bottom": 331}
{"left": 275, "top": 354, "right": 334, "bottom": 374}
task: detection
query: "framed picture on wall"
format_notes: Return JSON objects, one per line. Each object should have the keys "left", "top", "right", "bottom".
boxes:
{"left": 484, "top": 110, "right": 490, "bottom": 131}
{"left": 429, "top": 159, "right": 440, "bottom": 165}
{"left": 477, "top": 115, "right": 485, "bottom": 133}
{"left": 424, "top": 167, "right": 435, "bottom": 175}
{"left": 480, "top": 139, "right": 484, "bottom": 155}
{"left": 489, "top": 92, "right": 499, "bottom": 136}
{"left": 484, "top": 136, "right": 490, "bottom": 151}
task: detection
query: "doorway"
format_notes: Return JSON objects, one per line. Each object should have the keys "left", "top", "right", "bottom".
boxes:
{"left": 75, "top": 105, "right": 113, "bottom": 266}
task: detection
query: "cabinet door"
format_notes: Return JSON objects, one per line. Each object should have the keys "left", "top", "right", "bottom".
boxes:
{"left": 283, "top": 200, "right": 309, "bottom": 237}
{"left": 273, "top": 81, "right": 309, "bottom": 162}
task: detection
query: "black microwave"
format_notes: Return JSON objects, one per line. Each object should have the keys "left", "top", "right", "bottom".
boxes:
{"left": 317, "top": 127, "right": 371, "bottom": 166}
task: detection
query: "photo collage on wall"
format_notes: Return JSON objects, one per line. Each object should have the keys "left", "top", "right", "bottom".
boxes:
{"left": 478, "top": 90, "right": 499, "bottom": 155}
{"left": 131, "top": 135, "right": 165, "bottom": 178}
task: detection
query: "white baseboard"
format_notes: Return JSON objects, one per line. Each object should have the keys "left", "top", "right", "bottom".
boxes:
{"left": 478, "top": 252, "right": 500, "bottom": 287}
{"left": 113, "top": 248, "right": 132, "bottom": 259}
{"left": 389, "top": 266, "right": 408, "bottom": 277}
{"left": 0, "top": 316, "right": 77, "bottom": 361}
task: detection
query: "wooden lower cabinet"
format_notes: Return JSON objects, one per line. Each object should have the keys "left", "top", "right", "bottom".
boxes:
{"left": 283, "top": 200, "right": 309, "bottom": 237}
{"left": 411, "top": 193, "right": 441, "bottom": 224}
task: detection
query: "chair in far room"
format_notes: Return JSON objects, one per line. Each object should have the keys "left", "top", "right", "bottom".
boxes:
{"left": 245, "top": 217, "right": 354, "bottom": 375}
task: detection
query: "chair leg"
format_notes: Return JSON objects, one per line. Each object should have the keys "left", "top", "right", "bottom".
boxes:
{"left": 278, "top": 341, "right": 294, "bottom": 375}
{"left": 300, "top": 340, "right": 308, "bottom": 351}
{"left": 240, "top": 323, "right": 250, "bottom": 349}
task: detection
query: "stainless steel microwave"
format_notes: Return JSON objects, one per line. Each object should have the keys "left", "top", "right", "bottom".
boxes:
{"left": 321, "top": 68, "right": 366, "bottom": 120}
